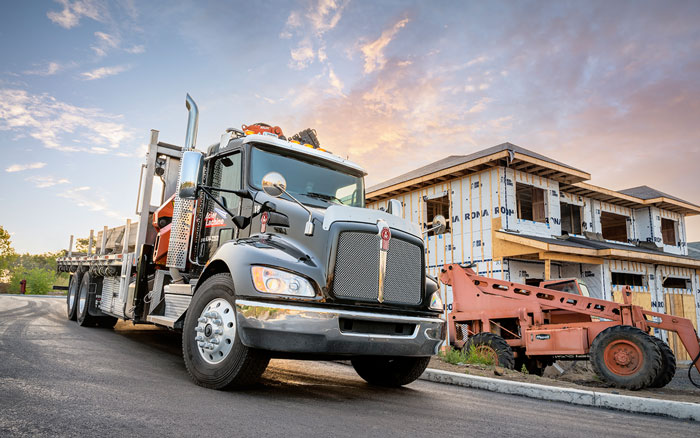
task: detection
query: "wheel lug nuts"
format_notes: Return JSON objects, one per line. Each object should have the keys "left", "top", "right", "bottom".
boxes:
{"left": 195, "top": 335, "right": 204, "bottom": 342}
{"left": 210, "top": 339, "right": 219, "bottom": 345}
{"left": 195, "top": 327, "right": 204, "bottom": 332}
{"left": 198, "top": 342, "right": 205, "bottom": 348}
{"left": 214, "top": 328, "right": 223, "bottom": 335}
{"left": 198, "top": 317, "right": 207, "bottom": 323}
{"left": 213, "top": 319, "right": 222, "bottom": 326}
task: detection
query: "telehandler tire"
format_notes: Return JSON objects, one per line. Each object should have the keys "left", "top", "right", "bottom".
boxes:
{"left": 464, "top": 332, "right": 514, "bottom": 369}
{"left": 648, "top": 335, "right": 676, "bottom": 388}
{"left": 351, "top": 356, "right": 431, "bottom": 387}
{"left": 182, "top": 273, "right": 269, "bottom": 390}
{"left": 590, "top": 326, "right": 662, "bottom": 390}
{"left": 66, "top": 271, "right": 83, "bottom": 321}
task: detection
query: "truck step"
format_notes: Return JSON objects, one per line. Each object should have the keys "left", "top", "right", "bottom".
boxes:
{"left": 146, "top": 315, "right": 179, "bottom": 328}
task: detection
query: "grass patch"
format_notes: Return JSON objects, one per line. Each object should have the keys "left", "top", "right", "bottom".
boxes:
{"left": 520, "top": 364, "right": 529, "bottom": 374}
{"left": 439, "top": 346, "right": 468, "bottom": 365}
{"left": 464, "top": 344, "right": 495, "bottom": 366}
{"left": 439, "top": 345, "right": 496, "bottom": 366}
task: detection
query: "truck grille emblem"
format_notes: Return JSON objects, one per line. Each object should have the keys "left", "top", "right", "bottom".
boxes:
{"left": 377, "top": 220, "right": 391, "bottom": 303}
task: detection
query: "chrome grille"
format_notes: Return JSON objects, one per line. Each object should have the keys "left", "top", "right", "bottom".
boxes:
{"left": 333, "top": 231, "right": 423, "bottom": 305}
{"left": 333, "top": 233, "right": 380, "bottom": 301}
{"left": 384, "top": 238, "right": 423, "bottom": 305}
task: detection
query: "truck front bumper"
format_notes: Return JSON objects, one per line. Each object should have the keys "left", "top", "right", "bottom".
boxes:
{"left": 235, "top": 299, "right": 445, "bottom": 357}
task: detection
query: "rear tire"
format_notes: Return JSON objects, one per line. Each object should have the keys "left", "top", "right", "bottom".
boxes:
{"left": 648, "top": 336, "right": 676, "bottom": 388}
{"left": 590, "top": 326, "right": 662, "bottom": 390}
{"left": 351, "top": 356, "right": 430, "bottom": 387}
{"left": 77, "top": 273, "right": 100, "bottom": 327}
{"left": 66, "top": 272, "right": 82, "bottom": 321}
{"left": 182, "top": 273, "right": 269, "bottom": 390}
{"left": 464, "top": 332, "right": 515, "bottom": 369}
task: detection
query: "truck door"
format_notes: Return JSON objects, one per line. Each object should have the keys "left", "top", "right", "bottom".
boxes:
{"left": 198, "top": 151, "right": 242, "bottom": 261}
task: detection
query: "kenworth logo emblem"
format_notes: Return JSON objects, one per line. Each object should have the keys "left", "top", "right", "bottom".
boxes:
{"left": 377, "top": 220, "right": 391, "bottom": 303}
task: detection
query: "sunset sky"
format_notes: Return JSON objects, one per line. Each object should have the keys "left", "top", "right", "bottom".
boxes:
{"left": 1, "top": 0, "right": 699, "bottom": 253}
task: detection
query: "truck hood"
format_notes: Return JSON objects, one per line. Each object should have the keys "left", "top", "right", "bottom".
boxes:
{"left": 320, "top": 205, "right": 421, "bottom": 238}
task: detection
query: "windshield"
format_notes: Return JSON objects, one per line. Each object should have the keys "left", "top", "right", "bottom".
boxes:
{"left": 249, "top": 146, "right": 365, "bottom": 207}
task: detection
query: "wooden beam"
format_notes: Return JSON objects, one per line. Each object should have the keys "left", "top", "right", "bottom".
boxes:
{"left": 599, "top": 249, "right": 700, "bottom": 268}
{"left": 544, "top": 259, "right": 551, "bottom": 280}
{"left": 513, "top": 152, "right": 591, "bottom": 181}
{"left": 538, "top": 252, "right": 603, "bottom": 265}
{"left": 366, "top": 151, "right": 510, "bottom": 200}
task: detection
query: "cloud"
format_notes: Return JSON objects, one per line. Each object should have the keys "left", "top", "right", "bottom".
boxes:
{"left": 47, "top": 0, "right": 106, "bottom": 29}
{"left": 80, "top": 65, "right": 130, "bottom": 80}
{"left": 326, "top": 67, "right": 344, "bottom": 96}
{"left": 308, "top": 0, "right": 349, "bottom": 36}
{"left": 288, "top": 40, "right": 316, "bottom": 70}
{"left": 0, "top": 88, "right": 132, "bottom": 154}
{"left": 282, "top": 59, "right": 491, "bottom": 186}
{"left": 26, "top": 175, "right": 70, "bottom": 188}
{"left": 282, "top": 0, "right": 349, "bottom": 38}
{"left": 5, "top": 162, "right": 47, "bottom": 173}
{"left": 281, "top": 0, "right": 349, "bottom": 68}
{"left": 91, "top": 31, "right": 120, "bottom": 56}
{"left": 125, "top": 44, "right": 145, "bottom": 54}
{"left": 58, "top": 186, "right": 120, "bottom": 217}
{"left": 360, "top": 18, "right": 409, "bottom": 74}
{"left": 23, "top": 62, "right": 63, "bottom": 76}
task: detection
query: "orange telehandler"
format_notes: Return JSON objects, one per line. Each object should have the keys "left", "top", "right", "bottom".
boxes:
{"left": 439, "top": 264, "right": 700, "bottom": 390}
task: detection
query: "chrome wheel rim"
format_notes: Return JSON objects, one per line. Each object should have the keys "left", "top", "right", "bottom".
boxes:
{"left": 78, "top": 285, "right": 87, "bottom": 314}
{"left": 68, "top": 279, "right": 77, "bottom": 310}
{"left": 195, "top": 298, "right": 236, "bottom": 364}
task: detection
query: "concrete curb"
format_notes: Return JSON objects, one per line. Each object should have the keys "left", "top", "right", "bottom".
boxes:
{"left": 421, "top": 368, "right": 700, "bottom": 422}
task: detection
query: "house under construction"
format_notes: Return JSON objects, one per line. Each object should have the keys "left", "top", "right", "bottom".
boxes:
{"left": 366, "top": 143, "right": 700, "bottom": 360}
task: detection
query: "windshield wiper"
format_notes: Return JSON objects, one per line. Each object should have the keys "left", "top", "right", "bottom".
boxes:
{"left": 302, "top": 191, "right": 345, "bottom": 205}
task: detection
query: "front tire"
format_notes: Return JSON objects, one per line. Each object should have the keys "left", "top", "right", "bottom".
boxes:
{"left": 182, "top": 273, "right": 269, "bottom": 389}
{"left": 590, "top": 326, "right": 662, "bottom": 390}
{"left": 648, "top": 336, "right": 676, "bottom": 388}
{"left": 351, "top": 356, "right": 430, "bottom": 387}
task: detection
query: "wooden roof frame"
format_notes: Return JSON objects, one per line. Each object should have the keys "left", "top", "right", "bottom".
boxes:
{"left": 367, "top": 150, "right": 591, "bottom": 202}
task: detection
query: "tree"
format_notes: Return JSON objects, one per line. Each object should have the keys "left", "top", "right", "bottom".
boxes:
{"left": 0, "top": 226, "right": 11, "bottom": 257}
{"left": 0, "top": 226, "right": 15, "bottom": 281}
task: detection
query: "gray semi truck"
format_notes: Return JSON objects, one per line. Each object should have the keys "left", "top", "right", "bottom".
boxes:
{"left": 57, "top": 94, "right": 445, "bottom": 389}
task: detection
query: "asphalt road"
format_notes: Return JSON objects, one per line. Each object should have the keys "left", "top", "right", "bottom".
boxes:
{"left": 0, "top": 295, "right": 697, "bottom": 437}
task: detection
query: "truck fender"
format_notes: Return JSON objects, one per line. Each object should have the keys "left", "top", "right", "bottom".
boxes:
{"left": 194, "top": 238, "right": 326, "bottom": 301}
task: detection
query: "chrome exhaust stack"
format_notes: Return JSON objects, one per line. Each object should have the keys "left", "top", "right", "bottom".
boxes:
{"left": 184, "top": 93, "right": 199, "bottom": 150}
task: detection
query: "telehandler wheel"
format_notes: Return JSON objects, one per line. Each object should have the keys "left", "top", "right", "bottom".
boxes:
{"left": 351, "top": 356, "right": 431, "bottom": 387}
{"left": 648, "top": 336, "right": 676, "bottom": 388}
{"left": 590, "top": 326, "right": 662, "bottom": 390}
{"left": 464, "top": 332, "right": 514, "bottom": 369}
{"left": 182, "top": 273, "right": 269, "bottom": 390}
{"left": 77, "top": 273, "right": 100, "bottom": 327}
{"left": 66, "top": 271, "right": 83, "bottom": 321}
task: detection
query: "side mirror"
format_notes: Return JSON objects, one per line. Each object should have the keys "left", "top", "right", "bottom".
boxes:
{"left": 430, "top": 215, "right": 447, "bottom": 235}
{"left": 387, "top": 199, "right": 403, "bottom": 217}
{"left": 178, "top": 150, "right": 204, "bottom": 199}
{"left": 261, "top": 172, "right": 287, "bottom": 197}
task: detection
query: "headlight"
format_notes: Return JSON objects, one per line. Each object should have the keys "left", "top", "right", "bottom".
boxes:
{"left": 251, "top": 266, "right": 315, "bottom": 297}
{"left": 429, "top": 291, "right": 444, "bottom": 311}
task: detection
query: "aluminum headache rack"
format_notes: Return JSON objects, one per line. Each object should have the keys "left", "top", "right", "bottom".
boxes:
{"left": 57, "top": 130, "right": 183, "bottom": 320}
